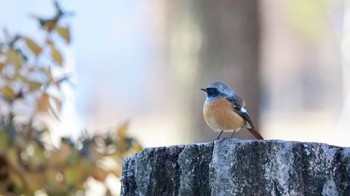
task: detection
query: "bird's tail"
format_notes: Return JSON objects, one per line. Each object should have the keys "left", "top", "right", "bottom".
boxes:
{"left": 247, "top": 128, "right": 264, "bottom": 140}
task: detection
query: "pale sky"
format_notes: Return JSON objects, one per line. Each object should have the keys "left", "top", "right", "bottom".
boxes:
{"left": 0, "top": 1, "right": 174, "bottom": 145}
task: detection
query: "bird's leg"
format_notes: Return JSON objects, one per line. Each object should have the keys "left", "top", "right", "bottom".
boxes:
{"left": 230, "top": 129, "right": 237, "bottom": 138}
{"left": 216, "top": 130, "right": 224, "bottom": 140}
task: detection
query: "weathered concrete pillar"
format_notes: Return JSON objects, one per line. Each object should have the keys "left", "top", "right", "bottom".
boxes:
{"left": 121, "top": 139, "right": 350, "bottom": 195}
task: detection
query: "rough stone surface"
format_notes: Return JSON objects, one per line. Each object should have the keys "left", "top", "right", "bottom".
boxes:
{"left": 121, "top": 139, "right": 350, "bottom": 195}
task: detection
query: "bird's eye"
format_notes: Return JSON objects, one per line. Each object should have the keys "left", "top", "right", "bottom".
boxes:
{"left": 205, "top": 87, "right": 220, "bottom": 97}
{"left": 207, "top": 88, "right": 216, "bottom": 92}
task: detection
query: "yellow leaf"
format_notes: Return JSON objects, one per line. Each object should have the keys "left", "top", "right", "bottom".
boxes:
{"left": 116, "top": 121, "right": 130, "bottom": 154}
{"left": 7, "top": 49, "right": 21, "bottom": 67}
{"left": 30, "top": 143, "right": 47, "bottom": 166}
{"left": 56, "top": 26, "right": 71, "bottom": 44}
{"left": 37, "top": 93, "right": 50, "bottom": 113}
{"left": 27, "top": 80, "right": 42, "bottom": 92}
{"left": 131, "top": 141, "right": 143, "bottom": 153}
{"left": 50, "top": 45, "right": 63, "bottom": 66}
{"left": 63, "top": 165, "right": 79, "bottom": 186}
{"left": 23, "top": 37, "right": 42, "bottom": 56}
{"left": 44, "top": 18, "right": 58, "bottom": 32}
{"left": 64, "top": 158, "right": 91, "bottom": 188}
{"left": 117, "top": 121, "right": 129, "bottom": 139}
{"left": 0, "top": 129, "right": 8, "bottom": 153}
{"left": 0, "top": 86, "right": 16, "bottom": 100}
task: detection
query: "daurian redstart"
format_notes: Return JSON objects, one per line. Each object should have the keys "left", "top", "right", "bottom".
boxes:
{"left": 201, "top": 81, "right": 264, "bottom": 140}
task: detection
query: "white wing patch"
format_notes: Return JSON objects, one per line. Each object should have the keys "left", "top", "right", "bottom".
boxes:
{"left": 240, "top": 107, "right": 247, "bottom": 114}
{"left": 240, "top": 107, "right": 253, "bottom": 129}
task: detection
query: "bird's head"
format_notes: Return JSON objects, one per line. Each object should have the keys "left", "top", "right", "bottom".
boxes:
{"left": 201, "top": 81, "right": 234, "bottom": 100}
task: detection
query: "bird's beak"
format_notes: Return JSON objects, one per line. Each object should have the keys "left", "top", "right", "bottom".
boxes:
{"left": 201, "top": 88, "right": 207, "bottom": 92}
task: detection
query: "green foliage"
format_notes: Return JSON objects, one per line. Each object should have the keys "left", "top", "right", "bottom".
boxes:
{"left": 0, "top": 2, "right": 142, "bottom": 195}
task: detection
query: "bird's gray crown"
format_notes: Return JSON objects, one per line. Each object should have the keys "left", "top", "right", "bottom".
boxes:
{"left": 206, "top": 81, "right": 235, "bottom": 97}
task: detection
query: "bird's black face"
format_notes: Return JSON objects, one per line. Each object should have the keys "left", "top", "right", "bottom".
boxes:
{"left": 201, "top": 87, "right": 221, "bottom": 98}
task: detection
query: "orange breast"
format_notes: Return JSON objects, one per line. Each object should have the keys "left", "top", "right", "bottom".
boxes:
{"left": 203, "top": 98, "right": 245, "bottom": 132}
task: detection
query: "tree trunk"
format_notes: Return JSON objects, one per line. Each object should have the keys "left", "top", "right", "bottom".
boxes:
{"left": 121, "top": 139, "right": 350, "bottom": 195}
{"left": 192, "top": 0, "right": 261, "bottom": 141}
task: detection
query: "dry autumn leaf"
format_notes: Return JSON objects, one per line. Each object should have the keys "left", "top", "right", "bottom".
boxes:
{"left": 7, "top": 49, "right": 21, "bottom": 67}
{"left": 130, "top": 141, "right": 143, "bottom": 153}
{"left": 27, "top": 80, "right": 42, "bottom": 92}
{"left": 45, "top": 19, "right": 58, "bottom": 32}
{"left": 37, "top": 93, "right": 50, "bottom": 113}
{"left": 37, "top": 17, "right": 59, "bottom": 32}
{"left": 56, "top": 26, "right": 71, "bottom": 44}
{"left": 0, "top": 86, "right": 16, "bottom": 100}
{"left": 23, "top": 37, "right": 42, "bottom": 56}
{"left": 117, "top": 121, "right": 129, "bottom": 139}
{"left": 116, "top": 121, "right": 130, "bottom": 153}
{"left": 50, "top": 45, "right": 63, "bottom": 65}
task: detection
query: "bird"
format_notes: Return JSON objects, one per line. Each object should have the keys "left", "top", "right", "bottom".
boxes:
{"left": 201, "top": 81, "right": 264, "bottom": 140}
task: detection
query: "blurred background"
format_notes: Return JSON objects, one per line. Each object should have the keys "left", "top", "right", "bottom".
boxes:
{"left": 1, "top": 0, "right": 349, "bottom": 147}
{"left": 1, "top": 0, "right": 350, "bottom": 195}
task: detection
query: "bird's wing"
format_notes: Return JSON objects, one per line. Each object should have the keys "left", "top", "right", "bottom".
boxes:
{"left": 226, "top": 96, "right": 264, "bottom": 139}
{"left": 226, "top": 96, "right": 255, "bottom": 129}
